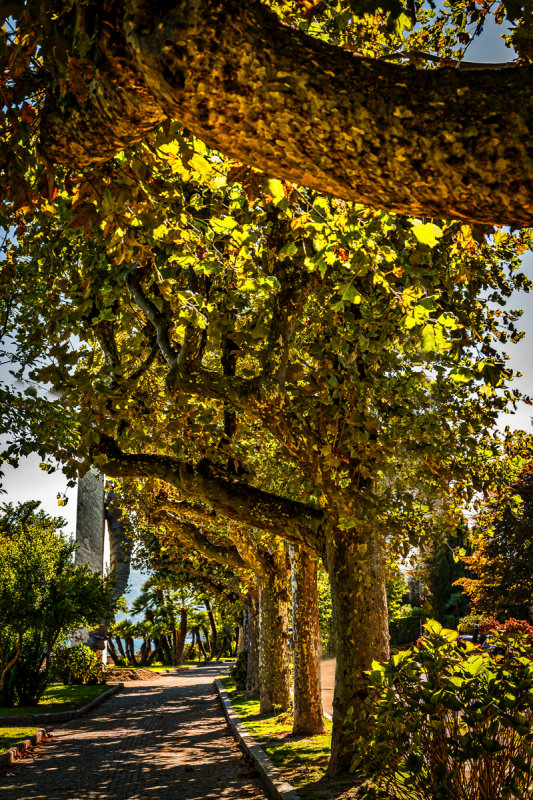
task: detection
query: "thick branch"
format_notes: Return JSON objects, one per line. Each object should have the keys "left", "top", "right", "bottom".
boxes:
{"left": 155, "top": 510, "right": 249, "bottom": 571}
{"left": 125, "top": 263, "right": 179, "bottom": 367}
{"left": 124, "top": 267, "right": 326, "bottom": 473}
{"left": 158, "top": 508, "right": 274, "bottom": 577}
{"left": 157, "top": 496, "right": 280, "bottom": 576}
{"left": 97, "top": 439, "right": 325, "bottom": 552}
{"left": 39, "top": 1, "right": 533, "bottom": 226}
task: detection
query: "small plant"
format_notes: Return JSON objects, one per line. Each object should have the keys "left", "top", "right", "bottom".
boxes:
{"left": 51, "top": 644, "right": 103, "bottom": 685}
{"left": 354, "top": 620, "right": 533, "bottom": 800}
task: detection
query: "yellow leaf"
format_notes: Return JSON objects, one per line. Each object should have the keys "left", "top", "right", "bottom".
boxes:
{"left": 412, "top": 222, "right": 443, "bottom": 248}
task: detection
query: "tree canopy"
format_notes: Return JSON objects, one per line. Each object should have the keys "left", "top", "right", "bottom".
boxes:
{"left": 457, "top": 434, "right": 533, "bottom": 622}
{"left": 1, "top": 0, "right": 533, "bottom": 772}
{"left": 0, "top": 501, "right": 115, "bottom": 701}
{"left": 0, "top": 124, "right": 530, "bottom": 767}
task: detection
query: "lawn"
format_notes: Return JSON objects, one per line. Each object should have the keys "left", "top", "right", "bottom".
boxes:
{"left": 107, "top": 657, "right": 235, "bottom": 672}
{"left": 0, "top": 684, "right": 110, "bottom": 717}
{"left": 221, "top": 678, "right": 357, "bottom": 800}
{"left": 0, "top": 728, "right": 39, "bottom": 752}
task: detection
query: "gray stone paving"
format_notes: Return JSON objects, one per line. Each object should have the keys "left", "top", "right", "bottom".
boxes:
{"left": 0, "top": 663, "right": 268, "bottom": 800}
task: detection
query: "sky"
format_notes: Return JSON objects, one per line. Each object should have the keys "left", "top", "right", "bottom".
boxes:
{"left": 0, "top": 13, "right": 530, "bottom": 591}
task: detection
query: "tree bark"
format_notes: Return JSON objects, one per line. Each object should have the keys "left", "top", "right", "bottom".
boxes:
{"left": 325, "top": 525, "right": 390, "bottom": 775}
{"left": 39, "top": 1, "right": 533, "bottom": 226}
{"left": 234, "top": 625, "right": 242, "bottom": 656}
{"left": 195, "top": 630, "right": 207, "bottom": 660}
{"left": 125, "top": 636, "right": 136, "bottom": 664}
{"left": 176, "top": 608, "right": 188, "bottom": 665}
{"left": 259, "top": 550, "right": 291, "bottom": 713}
{"left": 290, "top": 545, "right": 326, "bottom": 736}
{"left": 160, "top": 634, "right": 173, "bottom": 664}
{"left": 244, "top": 585, "right": 260, "bottom": 696}
{"left": 205, "top": 599, "right": 218, "bottom": 655}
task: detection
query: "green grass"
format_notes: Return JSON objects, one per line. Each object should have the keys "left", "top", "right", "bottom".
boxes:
{"left": 0, "top": 728, "right": 39, "bottom": 752}
{"left": 0, "top": 684, "right": 110, "bottom": 717}
{"left": 108, "top": 657, "right": 235, "bottom": 672}
{"left": 221, "top": 678, "right": 357, "bottom": 800}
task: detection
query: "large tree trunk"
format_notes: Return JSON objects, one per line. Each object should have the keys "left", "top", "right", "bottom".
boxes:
{"left": 325, "top": 525, "right": 389, "bottom": 776}
{"left": 290, "top": 545, "right": 326, "bottom": 736}
{"left": 244, "top": 585, "right": 260, "bottom": 696}
{"left": 115, "top": 636, "right": 126, "bottom": 662}
{"left": 258, "top": 556, "right": 291, "bottom": 714}
{"left": 39, "top": 1, "right": 533, "bottom": 226}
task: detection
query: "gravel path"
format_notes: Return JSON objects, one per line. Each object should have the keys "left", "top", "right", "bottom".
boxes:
{"left": 0, "top": 662, "right": 268, "bottom": 800}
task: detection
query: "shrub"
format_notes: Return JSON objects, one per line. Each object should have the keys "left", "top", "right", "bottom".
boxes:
{"left": 230, "top": 649, "right": 248, "bottom": 691}
{"left": 479, "top": 618, "right": 533, "bottom": 640}
{"left": 457, "top": 613, "right": 485, "bottom": 634}
{"left": 354, "top": 620, "right": 533, "bottom": 800}
{"left": 51, "top": 644, "right": 103, "bottom": 685}
{"left": 0, "top": 632, "right": 51, "bottom": 707}
{"left": 441, "top": 614, "right": 458, "bottom": 630}
{"left": 389, "top": 608, "right": 420, "bottom": 647}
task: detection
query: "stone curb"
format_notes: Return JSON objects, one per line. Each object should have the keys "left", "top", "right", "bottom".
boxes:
{"left": 215, "top": 678, "right": 300, "bottom": 800}
{"left": 0, "top": 682, "right": 124, "bottom": 727}
{"left": 0, "top": 728, "right": 47, "bottom": 768}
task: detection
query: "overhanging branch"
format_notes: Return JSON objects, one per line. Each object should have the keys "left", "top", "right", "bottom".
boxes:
{"left": 96, "top": 437, "right": 325, "bottom": 552}
{"left": 38, "top": 1, "right": 533, "bottom": 226}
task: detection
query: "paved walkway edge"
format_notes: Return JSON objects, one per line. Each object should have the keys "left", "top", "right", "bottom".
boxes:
{"left": 0, "top": 728, "right": 47, "bottom": 768}
{"left": 0, "top": 683, "right": 124, "bottom": 727}
{"left": 214, "top": 678, "right": 300, "bottom": 800}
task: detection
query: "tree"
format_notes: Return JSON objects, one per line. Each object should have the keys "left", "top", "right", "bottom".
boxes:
{"left": 1, "top": 1, "right": 532, "bottom": 224}
{"left": 0, "top": 501, "right": 115, "bottom": 704}
{"left": 457, "top": 435, "right": 533, "bottom": 622}
{"left": 0, "top": 138, "right": 529, "bottom": 768}
{"left": 420, "top": 518, "right": 470, "bottom": 627}
{"left": 130, "top": 575, "right": 191, "bottom": 666}
{"left": 290, "top": 545, "right": 326, "bottom": 735}
{"left": 154, "top": 504, "right": 293, "bottom": 715}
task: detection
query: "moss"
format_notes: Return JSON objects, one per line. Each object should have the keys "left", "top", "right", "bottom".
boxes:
{"left": 221, "top": 678, "right": 359, "bottom": 799}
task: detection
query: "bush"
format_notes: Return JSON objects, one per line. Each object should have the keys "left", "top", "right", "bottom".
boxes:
{"left": 479, "top": 618, "right": 533, "bottom": 639}
{"left": 441, "top": 614, "right": 458, "bottom": 630}
{"left": 51, "top": 644, "right": 103, "bottom": 685}
{"left": 0, "top": 632, "right": 50, "bottom": 707}
{"left": 389, "top": 608, "right": 420, "bottom": 647}
{"left": 354, "top": 620, "right": 533, "bottom": 800}
{"left": 457, "top": 613, "right": 486, "bottom": 634}
{"left": 230, "top": 650, "right": 248, "bottom": 691}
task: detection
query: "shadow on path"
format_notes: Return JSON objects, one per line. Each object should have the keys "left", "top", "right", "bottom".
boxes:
{"left": 0, "top": 662, "right": 267, "bottom": 800}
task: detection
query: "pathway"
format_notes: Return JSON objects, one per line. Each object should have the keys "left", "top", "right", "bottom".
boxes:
{"left": 0, "top": 663, "right": 268, "bottom": 800}
{"left": 320, "top": 658, "right": 335, "bottom": 716}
